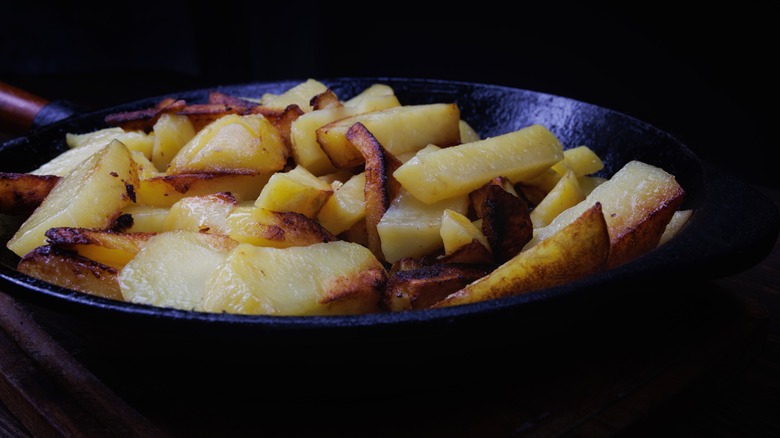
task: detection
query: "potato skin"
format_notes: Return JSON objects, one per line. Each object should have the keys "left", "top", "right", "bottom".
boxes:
{"left": 0, "top": 172, "right": 60, "bottom": 215}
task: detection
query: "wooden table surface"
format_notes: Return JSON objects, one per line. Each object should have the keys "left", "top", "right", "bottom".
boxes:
{"left": 1, "top": 185, "right": 779, "bottom": 438}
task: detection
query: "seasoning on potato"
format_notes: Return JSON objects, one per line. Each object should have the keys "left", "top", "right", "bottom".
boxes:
{"left": 0, "top": 78, "right": 690, "bottom": 316}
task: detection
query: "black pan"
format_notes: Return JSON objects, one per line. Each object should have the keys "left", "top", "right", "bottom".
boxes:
{"left": 1, "top": 78, "right": 778, "bottom": 384}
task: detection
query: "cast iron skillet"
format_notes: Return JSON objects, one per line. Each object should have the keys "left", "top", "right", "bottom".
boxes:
{"left": 1, "top": 78, "right": 778, "bottom": 369}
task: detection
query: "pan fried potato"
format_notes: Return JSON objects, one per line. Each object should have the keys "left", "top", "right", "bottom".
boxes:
{"left": 525, "top": 160, "right": 685, "bottom": 268}
{"left": 434, "top": 202, "right": 610, "bottom": 307}
{"left": 163, "top": 192, "right": 239, "bottom": 235}
{"left": 316, "top": 103, "right": 461, "bottom": 169}
{"left": 18, "top": 245, "right": 122, "bottom": 301}
{"left": 118, "top": 230, "right": 239, "bottom": 310}
{"left": 0, "top": 172, "right": 60, "bottom": 215}
{"left": 7, "top": 139, "right": 139, "bottom": 258}
{"left": 43, "top": 227, "right": 155, "bottom": 270}
{"left": 200, "top": 240, "right": 386, "bottom": 316}
{"left": 4, "top": 79, "right": 692, "bottom": 316}
{"left": 393, "top": 124, "right": 564, "bottom": 204}
{"left": 135, "top": 172, "right": 271, "bottom": 207}
{"left": 225, "top": 205, "right": 336, "bottom": 248}
{"left": 166, "top": 113, "right": 288, "bottom": 175}
{"left": 253, "top": 164, "right": 333, "bottom": 218}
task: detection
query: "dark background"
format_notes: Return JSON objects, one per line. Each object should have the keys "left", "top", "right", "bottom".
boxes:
{"left": 1, "top": 2, "right": 777, "bottom": 189}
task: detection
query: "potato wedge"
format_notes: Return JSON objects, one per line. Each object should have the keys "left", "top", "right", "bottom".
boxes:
{"left": 346, "top": 122, "right": 403, "bottom": 260}
{"left": 44, "top": 227, "right": 155, "bottom": 270}
{"left": 200, "top": 240, "right": 386, "bottom": 316}
{"left": 529, "top": 169, "right": 585, "bottom": 228}
{"left": 225, "top": 206, "right": 336, "bottom": 248}
{"left": 166, "top": 114, "right": 288, "bottom": 175}
{"left": 383, "top": 263, "right": 492, "bottom": 311}
{"left": 163, "top": 192, "right": 239, "bottom": 235}
{"left": 469, "top": 177, "right": 533, "bottom": 263}
{"left": 0, "top": 172, "right": 60, "bottom": 215}
{"left": 316, "top": 171, "right": 367, "bottom": 236}
{"left": 525, "top": 160, "right": 685, "bottom": 268}
{"left": 434, "top": 202, "right": 609, "bottom": 307}
{"left": 118, "top": 230, "right": 239, "bottom": 310}
{"left": 393, "top": 124, "right": 564, "bottom": 204}
{"left": 316, "top": 103, "right": 461, "bottom": 169}
{"left": 259, "top": 78, "right": 329, "bottom": 112}
{"left": 253, "top": 164, "right": 333, "bottom": 218}
{"left": 151, "top": 112, "right": 196, "bottom": 172}
{"left": 135, "top": 172, "right": 271, "bottom": 208}
{"left": 18, "top": 245, "right": 122, "bottom": 301}
{"left": 7, "top": 140, "right": 139, "bottom": 258}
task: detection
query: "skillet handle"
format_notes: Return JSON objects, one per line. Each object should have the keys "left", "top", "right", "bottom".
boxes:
{"left": 0, "top": 80, "right": 49, "bottom": 135}
{"left": 0, "top": 80, "right": 81, "bottom": 136}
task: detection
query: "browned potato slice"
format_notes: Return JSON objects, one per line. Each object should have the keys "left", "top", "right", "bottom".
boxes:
{"left": 436, "top": 239, "right": 494, "bottom": 266}
{"left": 434, "top": 202, "right": 609, "bottom": 307}
{"left": 44, "top": 227, "right": 155, "bottom": 269}
{"left": 104, "top": 97, "right": 187, "bottom": 132}
{"left": 316, "top": 103, "right": 461, "bottom": 169}
{"left": 225, "top": 206, "right": 336, "bottom": 248}
{"left": 0, "top": 172, "right": 60, "bottom": 215}
{"left": 470, "top": 177, "right": 533, "bottom": 263}
{"left": 383, "top": 263, "right": 492, "bottom": 311}
{"left": 17, "top": 245, "right": 122, "bottom": 301}
{"left": 345, "top": 122, "right": 402, "bottom": 261}
{"left": 135, "top": 172, "right": 271, "bottom": 207}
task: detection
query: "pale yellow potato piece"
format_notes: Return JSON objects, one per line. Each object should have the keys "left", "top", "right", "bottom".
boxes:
{"left": 658, "top": 209, "right": 693, "bottom": 246}
{"left": 259, "top": 78, "right": 329, "bottom": 112}
{"left": 459, "top": 119, "right": 481, "bottom": 143}
{"left": 377, "top": 189, "right": 469, "bottom": 264}
{"left": 440, "top": 209, "right": 490, "bottom": 255}
{"left": 131, "top": 150, "right": 162, "bottom": 179}
{"left": 152, "top": 113, "right": 196, "bottom": 172}
{"left": 290, "top": 90, "right": 400, "bottom": 176}
{"left": 118, "top": 230, "right": 238, "bottom": 310}
{"left": 225, "top": 206, "right": 335, "bottom": 248}
{"left": 120, "top": 204, "right": 170, "bottom": 232}
{"left": 393, "top": 124, "right": 564, "bottom": 204}
{"left": 434, "top": 202, "right": 609, "bottom": 307}
{"left": 135, "top": 172, "right": 271, "bottom": 208}
{"left": 200, "top": 241, "right": 386, "bottom": 316}
{"left": 316, "top": 103, "right": 461, "bottom": 169}
{"left": 525, "top": 160, "right": 685, "bottom": 268}
{"left": 32, "top": 128, "right": 152, "bottom": 176}
{"left": 7, "top": 140, "right": 139, "bottom": 258}
{"left": 530, "top": 169, "right": 585, "bottom": 228}
{"left": 163, "top": 192, "right": 239, "bottom": 234}
{"left": 254, "top": 165, "right": 333, "bottom": 218}
{"left": 529, "top": 145, "right": 605, "bottom": 193}
{"left": 167, "top": 114, "right": 287, "bottom": 175}
{"left": 316, "top": 171, "right": 367, "bottom": 235}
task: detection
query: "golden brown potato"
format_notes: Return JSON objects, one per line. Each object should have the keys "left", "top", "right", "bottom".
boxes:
{"left": 345, "top": 122, "right": 403, "bottom": 261}
{"left": 104, "top": 97, "right": 187, "bottom": 132}
{"left": 225, "top": 206, "right": 336, "bottom": 248}
{"left": 434, "top": 202, "right": 610, "bottom": 307}
{"left": 44, "top": 227, "right": 155, "bottom": 270}
{"left": 0, "top": 172, "right": 60, "bottom": 215}
{"left": 383, "top": 263, "right": 492, "bottom": 311}
{"left": 135, "top": 172, "right": 271, "bottom": 207}
{"left": 17, "top": 245, "right": 122, "bottom": 301}
{"left": 469, "top": 177, "right": 533, "bottom": 263}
